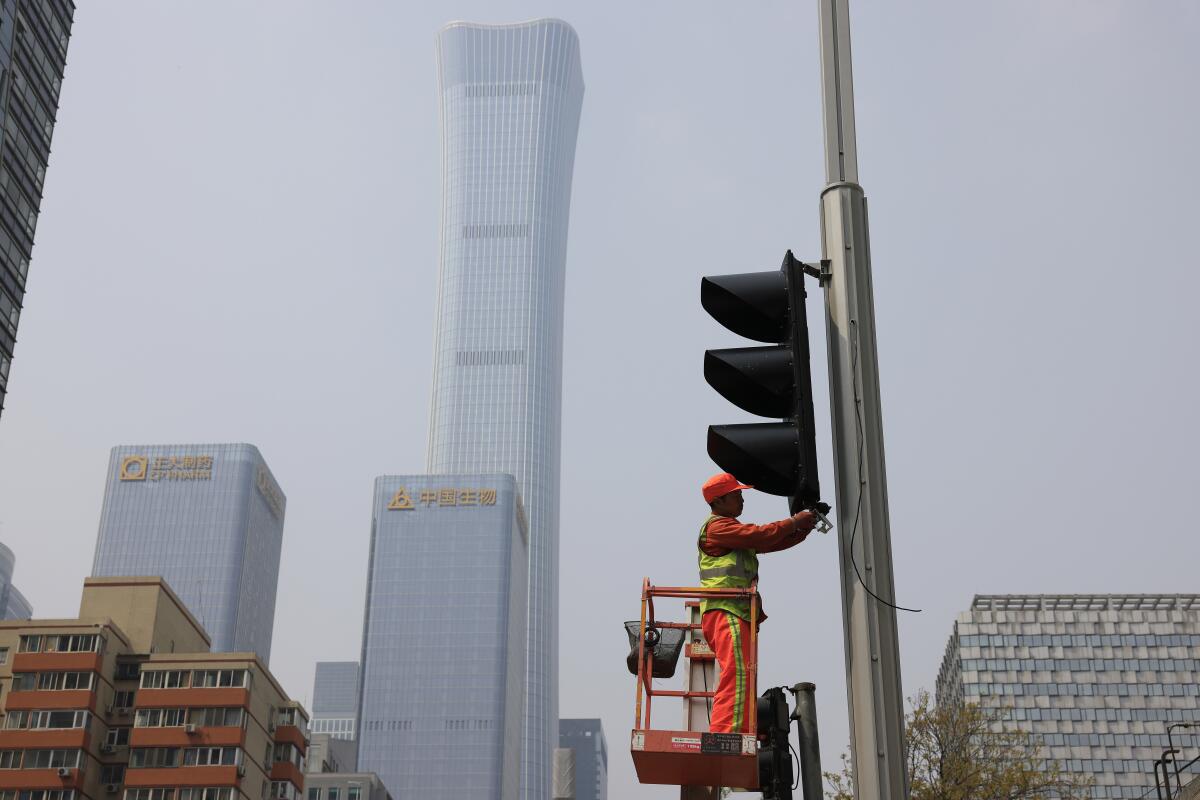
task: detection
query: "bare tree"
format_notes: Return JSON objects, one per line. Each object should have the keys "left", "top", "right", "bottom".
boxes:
{"left": 825, "top": 691, "right": 1092, "bottom": 800}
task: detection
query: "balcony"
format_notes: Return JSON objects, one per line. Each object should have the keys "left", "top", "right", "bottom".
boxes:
{"left": 130, "top": 727, "right": 245, "bottom": 748}
{"left": 13, "top": 653, "right": 102, "bottom": 673}
{"left": 135, "top": 689, "right": 250, "bottom": 709}
{"left": 272, "top": 725, "right": 306, "bottom": 753}
{"left": 125, "top": 765, "right": 240, "bottom": 788}
{"left": 0, "top": 729, "right": 88, "bottom": 749}
{"left": 5, "top": 690, "right": 95, "bottom": 711}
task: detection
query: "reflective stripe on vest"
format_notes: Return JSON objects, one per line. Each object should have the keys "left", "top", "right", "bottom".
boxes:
{"left": 697, "top": 515, "right": 758, "bottom": 620}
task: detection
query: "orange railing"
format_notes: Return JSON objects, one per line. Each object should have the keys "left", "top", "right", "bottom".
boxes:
{"left": 632, "top": 577, "right": 759, "bottom": 733}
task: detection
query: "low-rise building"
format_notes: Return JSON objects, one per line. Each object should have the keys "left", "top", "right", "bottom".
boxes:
{"left": 0, "top": 577, "right": 308, "bottom": 800}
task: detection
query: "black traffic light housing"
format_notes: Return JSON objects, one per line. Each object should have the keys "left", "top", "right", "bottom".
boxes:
{"left": 757, "top": 687, "right": 794, "bottom": 800}
{"left": 703, "top": 251, "right": 821, "bottom": 513}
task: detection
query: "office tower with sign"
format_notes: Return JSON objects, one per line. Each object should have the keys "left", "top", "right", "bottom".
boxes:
{"left": 429, "top": 20, "right": 583, "bottom": 798}
{"left": 0, "top": 1, "right": 75, "bottom": 419}
{"left": 356, "top": 475, "right": 527, "bottom": 800}
{"left": 938, "top": 594, "right": 1200, "bottom": 798}
{"left": 311, "top": 661, "right": 360, "bottom": 740}
{"left": 558, "top": 719, "right": 607, "bottom": 800}
{"left": 91, "top": 443, "right": 286, "bottom": 662}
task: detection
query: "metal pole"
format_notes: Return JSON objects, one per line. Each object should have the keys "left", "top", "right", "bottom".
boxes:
{"left": 791, "top": 683, "right": 823, "bottom": 800}
{"left": 816, "top": 1, "right": 908, "bottom": 798}
{"left": 1155, "top": 758, "right": 1168, "bottom": 800}
{"left": 1169, "top": 723, "right": 1193, "bottom": 797}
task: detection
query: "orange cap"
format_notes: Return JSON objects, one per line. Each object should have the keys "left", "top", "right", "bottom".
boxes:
{"left": 702, "top": 472, "right": 753, "bottom": 503}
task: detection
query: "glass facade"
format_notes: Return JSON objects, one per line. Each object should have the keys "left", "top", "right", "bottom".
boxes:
{"left": 558, "top": 720, "right": 607, "bottom": 800}
{"left": 0, "top": 0, "right": 75, "bottom": 419}
{"left": 0, "top": 542, "right": 32, "bottom": 619}
{"left": 312, "top": 661, "right": 360, "bottom": 740}
{"left": 937, "top": 595, "right": 1200, "bottom": 798}
{"left": 356, "top": 475, "right": 527, "bottom": 800}
{"left": 91, "top": 443, "right": 286, "bottom": 662}
{"left": 429, "top": 20, "right": 583, "bottom": 800}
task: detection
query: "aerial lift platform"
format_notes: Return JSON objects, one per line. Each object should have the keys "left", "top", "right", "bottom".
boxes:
{"left": 628, "top": 578, "right": 764, "bottom": 795}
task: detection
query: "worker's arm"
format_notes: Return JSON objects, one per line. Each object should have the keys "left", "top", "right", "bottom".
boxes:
{"left": 703, "top": 512, "right": 817, "bottom": 554}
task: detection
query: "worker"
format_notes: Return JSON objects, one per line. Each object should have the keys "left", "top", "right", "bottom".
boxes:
{"left": 698, "top": 472, "right": 818, "bottom": 733}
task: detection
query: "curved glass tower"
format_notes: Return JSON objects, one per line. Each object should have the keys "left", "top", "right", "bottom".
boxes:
{"left": 429, "top": 18, "right": 583, "bottom": 800}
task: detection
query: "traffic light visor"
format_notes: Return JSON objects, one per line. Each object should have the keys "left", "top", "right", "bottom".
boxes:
{"left": 704, "top": 346, "right": 794, "bottom": 418}
{"left": 700, "top": 271, "right": 789, "bottom": 343}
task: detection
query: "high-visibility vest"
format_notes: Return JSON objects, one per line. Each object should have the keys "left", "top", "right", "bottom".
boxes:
{"left": 697, "top": 514, "right": 758, "bottom": 620}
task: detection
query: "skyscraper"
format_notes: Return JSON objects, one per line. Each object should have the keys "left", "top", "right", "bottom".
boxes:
{"left": 558, "top": 719, "right": 607, "bottom": 800}
{"left": 91, "top": 443, "right": 287, "bottom": 662}
{"left": 357, "top": 475, "right": 527, "bottom": 800}
{"left": 312, "top": 660, "right": 360, "bottom": 740}
{"left": 429, "top": 20, "right": 584, "bottom": 798}
{"left": 938, "top": 594, "right": 1200, "bottom": 798}
{"left": 0, "top": 542, "right": 32, "bottom": 619}
{"left": 0, "top": 1, "right": 75, "bottom": 419}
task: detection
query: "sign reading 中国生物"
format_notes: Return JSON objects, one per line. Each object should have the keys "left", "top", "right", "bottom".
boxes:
{"left": 387, "top": 487, "right": 497, "bottom": 510}
{"left": 119, "top": 454, "right": 213, "bottom": 482}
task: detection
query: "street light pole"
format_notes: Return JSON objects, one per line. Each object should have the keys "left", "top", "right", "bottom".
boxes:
{"left": 1167, "top": 723, "right": 1193, "bottom": 797}
{"left": 815, "top": 0, "right": 908, "bottom": 798}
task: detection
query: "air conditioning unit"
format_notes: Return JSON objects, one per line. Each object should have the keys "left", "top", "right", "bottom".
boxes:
{"left": 184, "top": 723, "right": 197, "bottom": 734}
{"left": 105, "top": 785, "right": 119, "bottom": 794}
{"left": 100, "top": 744, "right": 115, "bottom": 755}
{"left": 56, "top": 767, "right": 71, "bottom": 778}
{"left": 236, "top": 765, "right": 246, "bottom": 778}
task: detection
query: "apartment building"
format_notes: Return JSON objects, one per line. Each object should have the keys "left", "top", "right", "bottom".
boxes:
{"left": 0, "top": 577, "right": 308, "bottom": 800}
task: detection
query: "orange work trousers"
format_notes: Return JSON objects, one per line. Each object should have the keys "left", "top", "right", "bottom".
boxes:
{"left": 701, "top": 610, "right": 752, "bottom": 733}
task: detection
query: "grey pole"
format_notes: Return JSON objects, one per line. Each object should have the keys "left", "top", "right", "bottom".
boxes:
{"left": 790, "top": 683, "right": 824, "bottom": 800}
{"left": 815, "top": 1, "right": 908, "bottom": 798}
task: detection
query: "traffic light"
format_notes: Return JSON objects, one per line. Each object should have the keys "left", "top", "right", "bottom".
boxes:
{"left": 702, "top": 250, "right": 821, "bottom": 513}
{"left": 757, "top": 687, "right": 794, "bottom": 800}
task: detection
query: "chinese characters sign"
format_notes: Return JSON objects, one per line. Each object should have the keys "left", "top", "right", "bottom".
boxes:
{"left": 387, "top": 487, "right": 498, "bottom": 510}
{"left": 119, "top": 454, "right": 214, "bottom": 482}
{"left": 256, "top": 466, "right": 285, "bottom": 520}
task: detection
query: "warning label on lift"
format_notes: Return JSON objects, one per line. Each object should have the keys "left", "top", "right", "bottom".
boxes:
{"left": 670, "top": 737, "right": 701, "bottom": 751}
{"left": 700, "top": 733, "right": 744, "bottom": 755}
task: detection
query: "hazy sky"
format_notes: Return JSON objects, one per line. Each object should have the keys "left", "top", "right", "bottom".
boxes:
{"left": 1, "top": 2, "right": 1198, "bottom": 797}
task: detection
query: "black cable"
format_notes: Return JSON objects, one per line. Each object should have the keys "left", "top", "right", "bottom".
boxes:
{"left": 848, "top": 319, "right": 921, "bottom": 614}
{"left": 790, "top": 740, "right": 801, "bottom": 790}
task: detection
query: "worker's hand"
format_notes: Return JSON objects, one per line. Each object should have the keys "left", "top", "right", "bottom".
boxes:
{"left": 792, "top": 511, "right": 818, "bottom": 533}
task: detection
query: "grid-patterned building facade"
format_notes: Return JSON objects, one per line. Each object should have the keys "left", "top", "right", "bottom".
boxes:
{"left": 558, "top": 719, "right": 606, "bottom": 800}
{"left": 311, "top": 661, "right": 359, "bottom": 740}
{"left": 356, "top": 475, "right": 527, "bottom": 800}
{"left": 92, "top": 443, "right": 287, "bottom": 663}
{"left": 429, "top": 20, "right": 583, "bottom": 800}
{"left": 937, "top": 595, "right": 1200, "bottom": 798}
{"left": 0, "top": 542, "right": 32, "bottom": 619}
{"left": 0, "top": 0, "right": 74, "bottom": 418}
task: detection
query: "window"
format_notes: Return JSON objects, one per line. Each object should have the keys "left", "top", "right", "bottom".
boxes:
{"left": 22, "top": 750, "right": 81, "bottom": 769}
{"left": 326, "top": 790, "right": 338, "bottom": 800}
{"left": 182, "top": 748, "right": 237, "bottom": 767}
{"left": 99, "top": 765, "right": 124, "bottom": 785}
{"left": 346, "top": 787, "right": 360, "bottom": 800}
{"left": 307, "top": 790, "right": 320, "bottom": 800}
{"left": 140, "top": 671, "right": 189, "bottom": 689}
{"left": 190, "top": 670, "right": 247, "bottom": 689}
{"left": 44, "top": 635, "right": 99, "bottom": 654}
{"left": 105, "top": 729, "right": 130, "bottom": 748}
{"left": 125, "top": 790, "right": 174, "bottom": 800}
{"left": 188, "top": 708, "right": 243, "bottom": 728}
{"left": 177, "top": 791, "right": 231, "bottom": 800}
{"left": 18, "top": 635, "right": 41, "bottom": 653}
{"left": 29, "top": 711, "right": 89, "bottom": 730}
{"left": 114, "top": 662, "right": 140, "bottom": 681}
{"left": 35, "top": 672, "right": 93, "bottom": 691}
{"left": 112, "top": 691, "right": 136, "bottom": 710}
{"left": 135, "top": 709, "right": 186, "bottom": 728}
{"left": 12, "top": 791, "right": 74, "bottom": 800}
{"left": 0, "top": 647, "right": 8, "bottom": 665}
{"left": 129, "top": 749, "right": 180, "bottom": 768}
{"left": 0, "top": 751, "right": 20, "bottom": 769}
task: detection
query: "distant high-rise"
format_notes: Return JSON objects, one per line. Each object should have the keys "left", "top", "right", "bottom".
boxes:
{"left": 357, "top": 475, "right": 527, "bottom": 800}
{"left": 312, "top": 661, "right": 360, "bottom": 740}
{"left": 429, "top": 19, "right": 583, "bottom": 799}
{"left": 938, "top": 594, "right": 1200, "bottom": 798}
{"left": 559, "top": 719, "right": 607, "bottom": 800}
{"left": 0, "top": 542, "right": 32, "bottom": 619}
{"left": 0, "top": 1, "right": 75, "bottom": 419}
{"left": 91, "top": 443, "right": 286, "bottom": 662}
